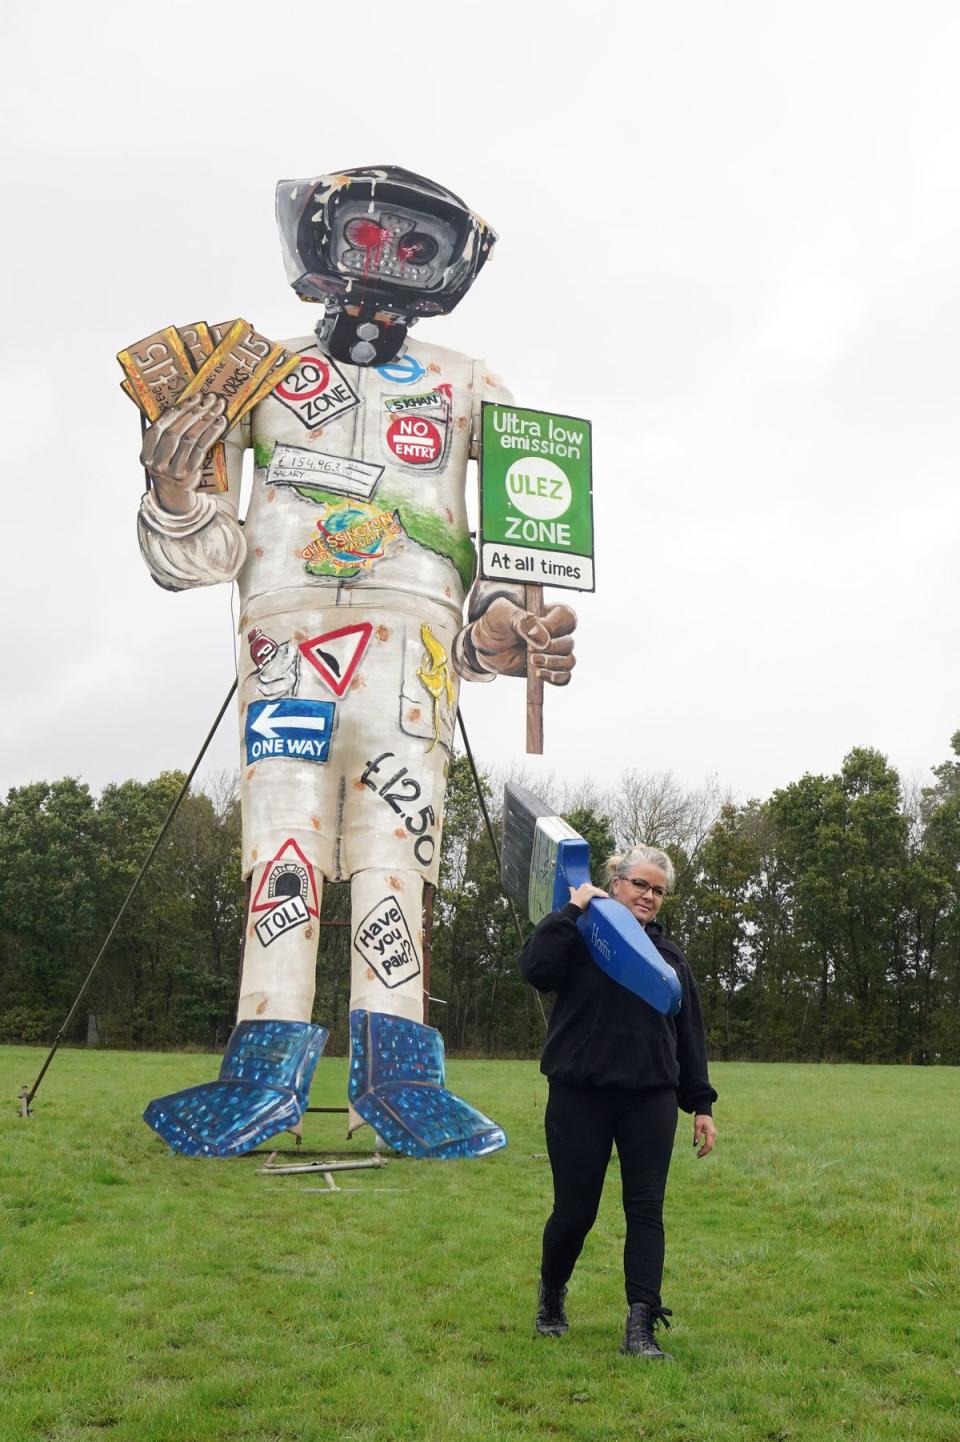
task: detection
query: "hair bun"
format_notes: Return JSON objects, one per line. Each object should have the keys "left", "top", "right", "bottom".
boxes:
{"left": 604, "top": 852, "right": 624, "bottom": 882}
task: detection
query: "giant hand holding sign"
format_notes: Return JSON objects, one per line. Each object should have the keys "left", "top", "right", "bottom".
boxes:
{"left": 132, "top": 167, "right": 578, "bottom": 1158}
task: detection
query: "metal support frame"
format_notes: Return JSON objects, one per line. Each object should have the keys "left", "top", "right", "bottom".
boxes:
{"left": 20, "top": 679, "right": 238, "bottom": 1115}
{"left": 455, "top": 706, "right": 547, "bottom": 1031}
{"left": 257, "top": 1152, "right": 388, "bottom": 1176}
{"left": 257, "top": 1151, "right": 397, "bottom": 1193}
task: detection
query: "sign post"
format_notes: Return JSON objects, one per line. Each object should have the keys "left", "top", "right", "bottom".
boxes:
{"left": 479, "top": 403, "right": 594, "bottom": 753}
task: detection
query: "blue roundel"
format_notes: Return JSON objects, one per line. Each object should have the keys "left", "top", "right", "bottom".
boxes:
{"left": 376, "top": 353, "right": 427, "bottom": 385}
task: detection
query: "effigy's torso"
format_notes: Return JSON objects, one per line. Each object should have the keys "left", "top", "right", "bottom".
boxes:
{"left": 234, "top": 336, "right": 494, "bottom": 625}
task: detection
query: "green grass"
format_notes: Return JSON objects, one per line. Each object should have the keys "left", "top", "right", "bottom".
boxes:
{"left": 1, "top": 1050, "right": 958, "bottom": 1441}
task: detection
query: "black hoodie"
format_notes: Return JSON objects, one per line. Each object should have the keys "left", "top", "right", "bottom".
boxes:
{"left": 520, "top": 903, "right": 717, "bottom": 1115}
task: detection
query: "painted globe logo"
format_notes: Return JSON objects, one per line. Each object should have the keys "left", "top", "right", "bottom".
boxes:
{"left": 320, "top": 506, "right": 386, "bottom": 564}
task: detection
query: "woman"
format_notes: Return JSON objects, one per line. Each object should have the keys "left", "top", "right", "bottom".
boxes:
{"left": 520, "top": 845, "right": 717, "bottom": 1361}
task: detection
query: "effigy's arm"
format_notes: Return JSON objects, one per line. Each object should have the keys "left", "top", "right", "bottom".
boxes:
{"left": 452, "top": 579, "right": 525, "bottom": 681}
{"left": 137, "top": 399, "right": 248, "bottom": 592}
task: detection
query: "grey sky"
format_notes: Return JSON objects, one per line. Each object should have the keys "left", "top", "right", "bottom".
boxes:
{"left": 2, "top": 2, "right": 958, "bottom": 808}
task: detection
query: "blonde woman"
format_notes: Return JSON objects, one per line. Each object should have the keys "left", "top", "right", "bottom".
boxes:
{"left": 520, "top": 845, "right": 717, "bottom": 1360}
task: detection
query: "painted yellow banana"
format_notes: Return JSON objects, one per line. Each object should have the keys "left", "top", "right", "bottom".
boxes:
{"left": 417, "top": 624, "right": 455, "bottom": 751}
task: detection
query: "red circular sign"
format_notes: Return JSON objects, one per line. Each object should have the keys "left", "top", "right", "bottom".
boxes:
{"left": 275, "top": 358, "right": 330, "bottom": 402}
{"left": 386, "top": 416, "right": 442, "bottom": 465}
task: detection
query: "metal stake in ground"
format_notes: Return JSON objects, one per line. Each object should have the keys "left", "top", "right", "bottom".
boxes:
{"left": 455, "top": 705, "right": 547, "bottom": 1034}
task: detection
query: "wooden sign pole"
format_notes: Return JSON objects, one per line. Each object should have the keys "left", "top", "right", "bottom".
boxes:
{"left": 524, "top": 584, "right": 544, "bottom": 754}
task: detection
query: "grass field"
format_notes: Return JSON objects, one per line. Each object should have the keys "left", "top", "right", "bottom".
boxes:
{"left": 1, "top": 1049, "right": 958, "bottom": 1442}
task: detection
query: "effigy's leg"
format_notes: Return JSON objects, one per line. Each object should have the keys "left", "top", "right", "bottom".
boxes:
{"left": 140, "top": 614, "right": 337, "bottom": 1158}
{"left": 236, "top": 607, "right": 343, "bottom": 1023}
{"left": 348, "top": 865, "right": 426, "bottom": 1023}
{"left": 236, "top": 847, "right": 326, "bottom": 1023}
{"left": 144, "top": 743, "right": 332, "bottom": 1157}
{"left": 326, "top": 606, "right": 504, "bottom": 1157}
{"left": 345, "top": 868, "right": 506, "bottom": 1160}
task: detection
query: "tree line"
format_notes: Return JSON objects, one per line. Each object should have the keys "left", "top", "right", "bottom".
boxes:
{"left": 2, "top": 733, "right": 959, "bottom": 1063}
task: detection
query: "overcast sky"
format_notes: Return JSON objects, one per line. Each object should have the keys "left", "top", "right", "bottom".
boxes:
{"left": 2, "top": 1, "right": 959, "bottom": 810}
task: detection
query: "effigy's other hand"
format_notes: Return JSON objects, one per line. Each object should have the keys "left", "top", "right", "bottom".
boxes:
{"left": 568, "top": 882, "right": 608, "bottom": 911}
{"left": 140, "top": 395, "right": 228, "bottom": 514}
{"left": 470, "top": 597, "right": 577, "bottom": 684}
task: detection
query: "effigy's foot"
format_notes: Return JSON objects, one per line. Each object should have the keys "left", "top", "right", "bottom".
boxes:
{"left": 144, "top": 1019, "right": 328, "bottom": 1158}
{"left": 348, "top": 1008, "right": 507, "bottom": 1160}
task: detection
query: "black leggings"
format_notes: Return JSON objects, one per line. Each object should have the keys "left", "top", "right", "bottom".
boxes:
{"left": 541, "top": 1082, "right": 679, "bottom": 1306}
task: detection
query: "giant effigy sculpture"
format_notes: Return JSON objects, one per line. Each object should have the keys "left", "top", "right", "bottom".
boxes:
{"left": 123, "top": 167, "right": 578, "bottom": 1159}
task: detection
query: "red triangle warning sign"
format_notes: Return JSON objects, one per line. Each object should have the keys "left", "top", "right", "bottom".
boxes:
{"left": 251, "top": 838, "right": 320, "bottom": 916}
{"left": 299, "top": 622, "right": 373, "bottom": 698}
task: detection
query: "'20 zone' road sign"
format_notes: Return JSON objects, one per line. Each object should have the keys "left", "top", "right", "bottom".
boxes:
{"left": 479, "top": 403, "right": 594, "bottom": 592}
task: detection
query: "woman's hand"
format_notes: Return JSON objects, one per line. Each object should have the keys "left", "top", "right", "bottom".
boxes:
{"left": 568, "top": 883, "right": 608, "bottom": 911}
{"left": 693, "top": 1114, "right": 717, "bottom": 1158}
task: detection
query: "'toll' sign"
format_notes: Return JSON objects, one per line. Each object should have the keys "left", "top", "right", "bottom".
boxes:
{"left": 479, "top": 402, "right": 595, "bottom": 593}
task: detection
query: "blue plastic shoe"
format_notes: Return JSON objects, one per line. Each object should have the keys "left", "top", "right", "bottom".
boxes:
{"left": 144, "top": 1019, "right": 328, "bottom": 1158}
{"left": 348, "top": 1009, "right": 506, "bottom": 1160}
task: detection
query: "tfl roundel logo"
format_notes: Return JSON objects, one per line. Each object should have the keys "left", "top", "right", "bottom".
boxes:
{"left": 376, "top": 354, "right": 426, "bottom": 385}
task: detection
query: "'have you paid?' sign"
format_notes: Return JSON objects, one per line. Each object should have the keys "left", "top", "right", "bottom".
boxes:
{"left": 479, "top": 403, "right": 594, "bottom": 592}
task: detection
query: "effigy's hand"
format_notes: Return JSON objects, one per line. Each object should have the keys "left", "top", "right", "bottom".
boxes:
{"left": 469, "top": 597, "right": 577, "bottom": 684}
{"left": 140, "top": 394, "right": 229, "bottom": 514}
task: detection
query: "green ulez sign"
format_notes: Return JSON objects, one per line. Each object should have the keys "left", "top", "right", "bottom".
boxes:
{"left": 479, "top": 403, "right": 594, "bottom": 592}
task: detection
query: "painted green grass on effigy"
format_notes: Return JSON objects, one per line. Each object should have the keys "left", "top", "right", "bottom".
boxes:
{"left": 1, "top": 1050, "right": 958, "bottom": 1442}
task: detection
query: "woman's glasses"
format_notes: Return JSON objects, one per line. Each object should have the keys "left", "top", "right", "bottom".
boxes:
{"left": 619, "top": 877, "right": 667, "bottom": 900}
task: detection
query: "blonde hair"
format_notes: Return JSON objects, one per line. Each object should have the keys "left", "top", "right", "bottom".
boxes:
{"left": 605, "top": 845, "right": 675, "bottom": 893}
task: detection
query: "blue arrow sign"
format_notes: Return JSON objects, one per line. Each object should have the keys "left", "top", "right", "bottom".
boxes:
{"left": 245, "top": 699, "right": 336, "bottom": 765}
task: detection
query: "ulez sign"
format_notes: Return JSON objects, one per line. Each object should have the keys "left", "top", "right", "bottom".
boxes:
{"left": 479, "top": 403, "right": 594, "bottom": 592}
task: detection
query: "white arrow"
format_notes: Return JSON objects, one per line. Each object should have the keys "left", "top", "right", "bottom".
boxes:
{"left": 251, "top": 704, "right": 330, "bottom": 741}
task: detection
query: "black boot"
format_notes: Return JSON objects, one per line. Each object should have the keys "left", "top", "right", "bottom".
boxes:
{"left": 621, "top": 1302, "right": 674, "bottom": 1360}
{"left": 536, "top": 1281, "right": 569, "bottom": 1337}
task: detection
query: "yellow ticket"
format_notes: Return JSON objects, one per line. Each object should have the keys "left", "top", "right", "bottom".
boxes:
{"left": 206, "top": 320, "right": 300, "bottom": 421}
{"left": 175, "top": 321, "right": 228, "bottom": 493}
{"left": 232, "top": 350, "right": 302, "bottom": 424}
{"left": 209, "top": 319, "right": 240, "bottom": 345}
{"left": 178, "top": 320, "right": 214, "bottom": 370}
{"left": 178, "top": 320, "right": 298, "bottom": 423}
{"left": 198, "top": 444, "right": 229, "bottom": 493}
{"left": 118, "top": 319, "right": 295, "bottom": 492}
{"left": 117, "top": 327, "right": 195, "bottom": 420}
{"left": 120, "top": 323, "right": 213, "bottom": 401}
{"left": 118, "top": 323, "right": 228, "bottom": 492}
